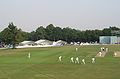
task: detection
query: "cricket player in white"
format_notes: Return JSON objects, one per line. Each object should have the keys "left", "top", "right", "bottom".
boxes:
{"left": 59, "top": 56, "right": 62, "bottom": 62}
{"left": 92, "top": 58, "right": 95, "bottom": 63}
{"left": 76, "top": 48, "right": 78, "bottom": 52}
{"left": 75, "top": 57, "right": 79, "bottom": 64}
{"left": 28, "top": 53, "right": 31, "bottom": 59}
{"left": 70, "top": 57, "right": 74, "bottom": 63}
{"left": 82, "top": 59, "right": 85, "bottom": 64}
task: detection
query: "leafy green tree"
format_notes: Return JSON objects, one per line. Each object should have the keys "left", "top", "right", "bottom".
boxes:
{"left": 46, "top": 24, "right": 55, "bottom": 41}
{"left": 16, "top": 29, "right": 29, "bottom": 42}
{"left": 7, "top": 23, "right": 19, "bottom": 48}
{"left": 0, "top": 32, "right": 1, "bottom": 42}
{"left": 1, "top": 22, "right": 23, "bottom": 49}
{"left": 1, "top": 23, "right": 120, "bottom": 46}
{"left": 110, "top": 27, "right": 120, "bottom": 31}
{"left": 0, "top": 28, "right": 12, "bottom": 45}
{"left": 62, "top": 27, "right": 77, "bottom": 43}
{"left": 94, "top": 30, "right": 103, "bottom": 42}
{"left": 76, "top": 30, "right": 82, "bottom": 42}
{"left": 53, "top": 27, "right": 63, "bottom": 41}
{"left": 102, "top": 28, "right": 111, "bottom": 36}
{"left": 28, "top": 31, "right": 37, "bottom": 41}
{"left": 36, "top": 26, "right": 46, "bottom": 40}
{"left": 110, "top": 27, "right": 120, "bottom": 36}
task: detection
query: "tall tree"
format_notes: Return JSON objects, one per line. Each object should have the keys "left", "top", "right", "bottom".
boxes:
{"left": 53, "top": 27, "right": 63, "bottom": 41}
{"left": 46, "top": 24, "right": 55, "bottom": 41}
{"left": 0, "top": 28, "right": 12, "bottom": 45}
{"left": 102, "top": 28, "right": 111, "bottom": 36}
{"left": 28, "top": 31, "right": 37, "bottom": 41}
{"left": 8, "top": 23, "right": 19, "bottom": 48}
{"left": 36, "top": 26, "right": 46, "bottom": 40}
{"left": 62, "top": 27, "right": 77, "bottom": 43}
{"left": 1, "top": 23, "right": 21, "bottom": 49}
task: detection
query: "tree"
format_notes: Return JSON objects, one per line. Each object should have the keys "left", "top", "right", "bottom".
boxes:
{"left": 62, "top": 27, "right": 77, "bottom": 43}
{"left": 53, "top": 27, "right": 63, "bottom": 41}
{"left": 102, "top": 28, "right": 111, "bottom": 36}
{"left": 0, "top": 32, "right": 1, "bottom": 42}
{"left": 94, "top": 30, "right": 103, "bottom": 42}
{"left": 1, "top": 23, "right": 120, "bottom": 46}
{"left": 16, "top": 29, "right": 29, "bottom": 42}
{"left": 45, "top": 24, "right": 55, "bottom": 41}
{"left": 36, "top": 26, "right": 46, "bottom": 40}
{"left": 0, "top": 28, "right": 12, "bottom": 45}
{"left": 0, "top": 23, "right": 22, "bottom": 49}
{"left": 110, "top": 26, "right": 120, "bottom": 31}
{"left": 28, "top": 31, "right": 37, "bottom": 41}
{"left": 110, "top": 27, "right": 120, "bottom": 36}
{"left": 8, "top": 22, "right": 19, "bottom": 48}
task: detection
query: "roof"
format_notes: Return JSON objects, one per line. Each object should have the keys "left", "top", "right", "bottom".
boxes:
{"left": 56, "top": 40, "right": 67, "bottom": 43}
{"left": 35, "top": 39, "right": 52, "bottom": 44}
{"left": 20, "top": 41, "right": 34, "bottom": 45}
{"left": 35, "top": 40, "right": 46, "bottom": 44}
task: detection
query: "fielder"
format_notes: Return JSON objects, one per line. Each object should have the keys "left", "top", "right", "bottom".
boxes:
{"left": 75, "top": 57, "right": 79, "bottom": 64}
{"left": 76, "top": 48, "right": 78, "bottom": 52}
{"left": 82, "top": 59, "right": 85, "bottom": 64}
{"left": 28, "top": 53, "right": 31, "bottom": 59}
{"left": 92, "top": 57, "right": 95, "bottom": 63}
{"left": 70, "top": 57, "right": 74, "bottom": 63}
{"left": 59, "top": 56, "right": 62, "bottom": 62}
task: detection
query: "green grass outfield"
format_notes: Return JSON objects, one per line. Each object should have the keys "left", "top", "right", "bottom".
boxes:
{"left": 0, "top": 45, "right": 120, "bottom": 79}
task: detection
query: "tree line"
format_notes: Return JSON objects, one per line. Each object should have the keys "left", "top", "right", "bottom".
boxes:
{"left": 0, "top": 22, "right": 120, "bottom": 48}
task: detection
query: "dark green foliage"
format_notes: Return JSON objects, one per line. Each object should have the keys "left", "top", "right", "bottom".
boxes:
{"left": 36, "top": 26, "right": 46, "bottom": 40}
{"left": 0, "top": 23, "right": 28, "bottom": 48}
{"left": 0, "top": 23, "right": 120, "bottom": 44}
{"left": 110, "top": 27, "right": 120, "bottom": 36}
{"left": 45, "top": 24, "right": 56, "bottom": 41}
{"left": 39, "top": 25, "right": 119, "bottom": 43}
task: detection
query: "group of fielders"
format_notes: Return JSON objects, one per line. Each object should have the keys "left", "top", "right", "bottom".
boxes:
{"left": 27, "top": 47, "right": 120, "bottom": 64}
{"left": 58, "top": 56, "right": 95, "bottom": 64}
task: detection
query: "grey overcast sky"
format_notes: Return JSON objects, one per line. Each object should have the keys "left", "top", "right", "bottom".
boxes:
{"left": 0, "top": 0, "right": 120, "bottom": 32}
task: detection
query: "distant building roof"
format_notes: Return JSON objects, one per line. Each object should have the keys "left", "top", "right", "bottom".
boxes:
{"left": 19, "top": 41, "right": 35, "bottom": 45}
{"left": 35, "top": 39, "right": 53, "bottom": 45}
{"left": 53, "top": 40, "right": 67, "bottom": 46}
{"left": 35, "top": 39, "right": 46, "bottom": 44}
